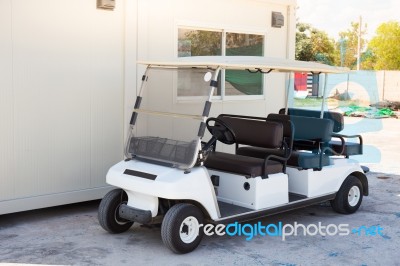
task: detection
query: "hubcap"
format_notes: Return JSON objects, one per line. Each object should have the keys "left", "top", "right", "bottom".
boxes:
{"left": 179, "top": 216, "right": 200, "bottom": 244}
{"left": 348, "top": 186, "right": 361, "bottom": 207}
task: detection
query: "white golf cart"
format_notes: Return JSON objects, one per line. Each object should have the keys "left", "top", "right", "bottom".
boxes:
{"left": 98, "top": 56, "right": 368, "bottom": 254}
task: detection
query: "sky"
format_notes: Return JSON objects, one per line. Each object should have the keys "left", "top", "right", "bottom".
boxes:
{"left": 296, "top": 0, "right": 400, "bottom": 40}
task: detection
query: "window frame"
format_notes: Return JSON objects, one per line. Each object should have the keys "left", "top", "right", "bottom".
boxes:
{"left": 176, "top": 23, "right": 267, "bottom": 102}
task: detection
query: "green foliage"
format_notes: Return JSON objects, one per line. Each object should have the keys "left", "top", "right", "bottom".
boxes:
{"left": 184, "top": 30, "right": 222, "bottom": 56}
{"left": 344, "top": 106, "right": 396, "bottom": 118}
{"left": 295, "top": 23, "right": 337, "bottom": 65}
{"left": 360, "top": 48, "right": 376, "bottom": 70}
{"left": 368, "top": 21, "right": 400, "bottom": 70}
{"left": 338, "top": 21, "right": 367, "bottom": 69}
{"left": 296, "top": 23, "right": 314, "bottom": 61}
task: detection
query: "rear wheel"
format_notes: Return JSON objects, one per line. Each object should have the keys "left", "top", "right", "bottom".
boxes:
{"left": 331, "top": 175, "right": 363, "bottom": 214}
{"left": 161, "top": 203, "right": 204, "bottom": 254}
{"left": 98, "top": 189, "right": 134, "bottom": 233}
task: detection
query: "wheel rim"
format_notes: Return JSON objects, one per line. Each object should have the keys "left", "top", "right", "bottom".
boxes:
{"left": 348, "top": 186, "right": 361, "bottom": 207}
{"left": 179, "top": 216, "right": 200, "bottom": 244}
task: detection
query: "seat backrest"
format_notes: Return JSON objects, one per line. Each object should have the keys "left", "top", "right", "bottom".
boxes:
{"left": 218, "top": 114, "right": 283, "bottom": 149}
{"left": 268, "top": 113, "right": 333, "bottom": 143}
{"left": 265, "top": 115, "right": 294, "bottom": 151}
{"left": 279, "top": 108, "right": 344, "bottom": 133}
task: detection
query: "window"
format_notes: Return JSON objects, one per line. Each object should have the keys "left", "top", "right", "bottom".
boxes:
{"left": 178, "top": 29, "right": 222, "bottom": 57}
{"left": 178, "top": 29, "right": 222, "bottom": 97}
{"left": 178, "top": 27, "right": 265, "bottom": 99}
{"left": 225, "top": 33, "right": 264, "bottom": 96}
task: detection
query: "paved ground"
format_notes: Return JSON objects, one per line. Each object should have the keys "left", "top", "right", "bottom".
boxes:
{"left": 0, "top": 118, "right": 399, "bottom": 266}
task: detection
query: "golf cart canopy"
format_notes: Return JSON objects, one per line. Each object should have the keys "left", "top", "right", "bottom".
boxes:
{"left": 138, "top": 56, "right": 349, "bottom": 74}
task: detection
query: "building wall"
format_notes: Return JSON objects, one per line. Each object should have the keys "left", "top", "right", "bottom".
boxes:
{"left": 325, "top": 71, "right": 400, "bottom": 104}
{"left": 134, "top": 0, "right": 296, "bottom": 153}
{"left": 0, "top": 0, "right": 129, "bottom": 213}
{"left": 0, "top": 0, "right": 14, "bottom": 203}
{"left": 382, "top": 71, "right": 400, "bottom": 102}
{"left": 0, "top": 0, "right": 295, "bottom": 213}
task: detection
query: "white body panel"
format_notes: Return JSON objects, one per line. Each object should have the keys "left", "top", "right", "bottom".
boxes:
{"left": 106, "top": 157, "right": 365, "bottom": 222}
{"left": 209, "top": 170, "right": 288, "bottom": 210}
{"left": 287, "top": 158, "right": 364, "bottom": 197}
{"left": 106, "top": 160, "right": 220, "bottom": 220}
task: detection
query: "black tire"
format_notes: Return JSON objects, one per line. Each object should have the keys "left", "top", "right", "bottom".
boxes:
{"left": 331, "top": 175, "right": 363, "bottom": 214}
{"left": 98, "top": 189, "right": 134, "bottom": 233}
{"left": 161, "top": 203, "right": 204, "bottom": 254}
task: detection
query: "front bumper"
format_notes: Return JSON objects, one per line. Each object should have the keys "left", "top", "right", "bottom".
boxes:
{"left": 119, "top": 203, "right": 152, "bottom": 224}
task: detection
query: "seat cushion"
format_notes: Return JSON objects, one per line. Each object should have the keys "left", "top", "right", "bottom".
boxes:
{"left": 204, "top": 152, "right": 283, "bottom": 177}
{"left": 287, "top": 151, "right": 330, "bottom": 169}
{"left": 328, "top": 140, "right": 362, "bottom": 156}
{"left": 236, "top": 146, "right": 330, "bottom": 170}
{"left": 236, "top": 146, "right": 285, "bottom": 159}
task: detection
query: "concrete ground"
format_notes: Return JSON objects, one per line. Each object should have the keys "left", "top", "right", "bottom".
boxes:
{"left": 1, "top": 118, "right": 399, "bottom": 266}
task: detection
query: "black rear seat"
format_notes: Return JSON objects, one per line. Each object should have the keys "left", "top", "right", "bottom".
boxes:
{"left": 204, "top": 152, "right": 283, "bottom": 177}
{"left": 238, "top": 113, "right": 333, "bottom": 170}
{"left": 204, "top": 115, "right": 286, "bottom": 178}
{"left": 236, "top": 116, "right": 293, "bottom": 164}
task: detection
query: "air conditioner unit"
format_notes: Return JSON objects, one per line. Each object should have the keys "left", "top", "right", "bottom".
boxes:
{"left": 271, "top": 12, "right": 284, "bottom": 28}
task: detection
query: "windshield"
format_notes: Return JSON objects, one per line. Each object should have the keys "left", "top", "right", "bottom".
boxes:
{"left": 126, "top": 67, "right": 216, "bottom": 169}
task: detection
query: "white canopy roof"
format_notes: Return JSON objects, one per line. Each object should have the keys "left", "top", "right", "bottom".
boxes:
{"left": 138, "top": 56, "right": 349, "bottom": 74}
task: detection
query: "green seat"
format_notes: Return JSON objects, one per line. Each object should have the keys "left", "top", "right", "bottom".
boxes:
{"left": 279, "top": 108, "right": 363, "bottom": 158}
{"left": 288, "top": 151, "right": 330, "bottom": 169}
{"left": 268, "top": 114, "right": 334, "bottom": 169}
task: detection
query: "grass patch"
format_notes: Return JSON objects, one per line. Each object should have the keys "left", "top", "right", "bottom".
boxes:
{"left": 294, "top": 97, "right": 362, "bottom": 109}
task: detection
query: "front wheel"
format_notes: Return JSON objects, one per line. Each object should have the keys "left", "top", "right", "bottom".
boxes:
{"left": 98, "top": 189, "right": 134, "bottom": 233}
{"left": 331, "top": 175, "right": 363, "bottom": 214}
{"left": 161, "top": 203, "right": 204, "bottom": 254}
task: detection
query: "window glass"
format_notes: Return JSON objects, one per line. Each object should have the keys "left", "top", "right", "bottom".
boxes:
{"left": 177, "top": 68, "right": 219, "bottom": 97}
{"left": 225, "top": 33, "right": 264, "bottom": 96}
{"left": 178, "top": 29, "right": 222, "bottom": 57}
{"left": 177, "top": 28, "right": 264, "bottom": 98}
{"left": 178, "top": 29, "right": 222, "bottom": 96}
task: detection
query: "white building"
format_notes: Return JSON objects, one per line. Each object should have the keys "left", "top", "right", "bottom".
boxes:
{"left": 0, "top": 0, "right": 296, "bottom": 214}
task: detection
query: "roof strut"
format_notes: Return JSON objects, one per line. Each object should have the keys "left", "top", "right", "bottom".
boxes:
{"left": 320, "top": 73, "right": 329, "bottom": 118}
{"left": 246, "top": 68, "right": 273, "bottom": 74}
{"left": 284, "top": 72, "right": 292, "bottom": 115}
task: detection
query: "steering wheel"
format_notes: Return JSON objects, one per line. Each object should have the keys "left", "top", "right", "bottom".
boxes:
{"left": 206, "top": 118, "right": 236, "bottom": 145}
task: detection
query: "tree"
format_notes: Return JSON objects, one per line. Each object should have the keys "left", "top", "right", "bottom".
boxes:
{"left": 182, "top": 30, "right": 221, "bottom": 56}
{"left": 296, "top": 23, "right": 337, "bottom": 65}
{"left": 359, "top": 48, "right": 376, "bottom": 70}
{"left": 296, "top": 23, "right": 314, "bottom": 61}
{"left": 338, "top": 21, "right": 367, "bottom": 69}
{"left": 368, "top": 21, "right": 400, "bottom": 70}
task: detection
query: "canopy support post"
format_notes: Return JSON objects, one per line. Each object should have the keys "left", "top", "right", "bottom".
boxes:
{"left": 320, "top": 73, "right": 329, "bottom": 118}
{"left": 284, "top": 72, "right": 292, "bottom": 115}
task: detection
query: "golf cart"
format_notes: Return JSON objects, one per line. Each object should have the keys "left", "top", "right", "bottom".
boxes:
{"left": 98, "top": 56, "right": 368, "bottom": 254}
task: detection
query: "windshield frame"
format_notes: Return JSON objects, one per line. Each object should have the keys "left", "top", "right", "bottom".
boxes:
{"left": 125, "top": 65, "right": 221, "bottom": 170}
